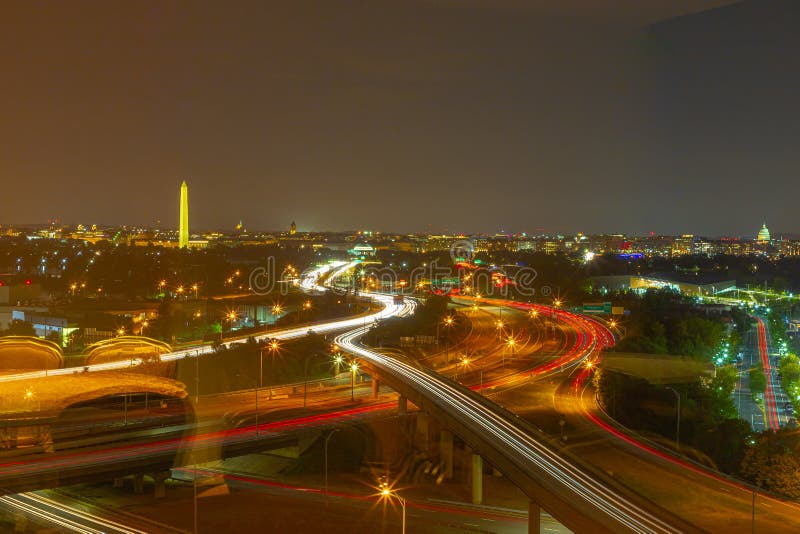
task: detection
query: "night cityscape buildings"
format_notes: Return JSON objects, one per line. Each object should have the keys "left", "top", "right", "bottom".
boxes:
{"left": 2, "top": 1, "right": 800, "bottom": 533}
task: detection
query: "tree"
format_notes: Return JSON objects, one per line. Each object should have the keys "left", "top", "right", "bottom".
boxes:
{"left": 741, "top": 430, "right": 800, "bottom": 499}
{"left": 45, "top": 330, "right": 63, "bottom": 345}
{"left": 709, "top": 365, "right": 738, "bottom": 420}
{"left": 0, "top": 319, "right": 35, "bottom": 337}
{"left": 749, "top": 366, "right": 767, "bottom": 397}
{"left": 779, "top": 354, "right": 800, "bottom": 385}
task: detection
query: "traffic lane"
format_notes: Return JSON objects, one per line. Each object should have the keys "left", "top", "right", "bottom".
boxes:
{"left": 542, "top": 376, "right": 800, "bottom": 533}
{"left": 170, "top": 466, "right": 551, "bottom": 534}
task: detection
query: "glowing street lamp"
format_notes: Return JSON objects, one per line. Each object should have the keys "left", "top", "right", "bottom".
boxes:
{"left": 192, "top": 283, "right": 199, "bottom": 299}
{"left": 456, "top": 356, "right": 470, "bottom": 380}
{"left": 333, "top": 354, "right": 344, "bottom": 375}
{"left": 443, "top": 316, "right": 455, "bottom": 363}
{"left": 350, "top": 361, "right": 359, "bottom": 401}
{"left": 117, "top": 327, "right": 125, "bottom": 337}
{"left": 378, "top": 483, "right": 407, "bottom": 534}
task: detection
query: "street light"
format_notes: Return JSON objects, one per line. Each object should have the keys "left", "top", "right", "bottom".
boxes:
{"left": 324, "top": 428, "right": 340, "bottom": 497}
{"left": 266, "top": 339, "right": 280, "bottom": 400}
{"left": 379, "top": 483, "right": 407, "bottom": 534}
{"left": 350, "top": 361, "right": 359, "bottom": 401}
{"left": 192, "top": 283, "right": 199, "bottom": 299}
{"left": 505, "top": 335, "right": 516, "bottom": 366}
{"left": 333, "top": 354, "right": 344, "bottom": 375}
{"left": 443, "top": 316, "right": 454, "bottom": 363}
{"left": 495, "top": 319, "right": 505, "bottom": 339}
{"left": 665, "top": 386, "right": 680, "bottom": 450}
{"left": 456, "top": 356, "right": 470, "bottom": 380}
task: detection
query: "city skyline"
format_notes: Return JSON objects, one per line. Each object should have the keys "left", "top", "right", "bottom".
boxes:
{"left": 3, "top": 1, "right": 797, "bottom": 236}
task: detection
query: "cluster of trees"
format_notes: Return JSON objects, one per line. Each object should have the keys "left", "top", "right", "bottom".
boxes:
{"left": 594, "top": 367, "right": 748, "bottom": 473}
{"left": 741, "top": 430, "right": 800, "bottom": 498}
{"left": 613, "top": 289, "right": 738, "bottom": 360}
{"left": 175, "top": 333, "right": 333, "bottom": 396}
{"left": 0, "top": 319, "right": 36, "bottom": 337}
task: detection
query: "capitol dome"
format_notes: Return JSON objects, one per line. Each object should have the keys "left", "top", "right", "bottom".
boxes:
{"left": 757, "top": 223, "right": 770, "bottom": 242}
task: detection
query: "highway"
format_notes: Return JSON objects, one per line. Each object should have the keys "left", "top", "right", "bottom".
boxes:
{"left": 755, "top": 316, "right": 781, "bottom": 430}
{"left": 0, "top": 491, "right": 150, "bottom": 533}
{"left": 335, "top": 307, "right": 690, "bottom": 533}
{"left": 2, "top": 261, "right": 781, "bottom": 533}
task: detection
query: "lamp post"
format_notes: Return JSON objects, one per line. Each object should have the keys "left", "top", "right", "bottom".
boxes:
{"left": 443, "top": 316, "right": 454, "bottom": 363}
{"left": 324, "top": 428, "right": 340, "bottom": 497}
{"left": 456, "top": 357, "right": 470, "bottom": 380}
{"left": 268, "top": 339, "right": 279, "bottom": 400}
{"left": 505, "top": 335, "right": 516, "bottom": 367}
{"left": 350, "top": 361, "right": 359, "bottom": 402}
{"left": 380, "top": 485, "right": 406, "bottom": 534}
{"left": 665, "top": 386, "right": 680, "bottom": 450}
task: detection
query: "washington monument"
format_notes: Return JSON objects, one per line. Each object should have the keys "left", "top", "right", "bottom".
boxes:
{"left": 179, "top": 180, "right": 189, "bottom": 248}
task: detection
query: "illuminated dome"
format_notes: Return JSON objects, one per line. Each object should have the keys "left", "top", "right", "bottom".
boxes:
{"left": 757, "top": 223, "right": 770, "bottom": 242}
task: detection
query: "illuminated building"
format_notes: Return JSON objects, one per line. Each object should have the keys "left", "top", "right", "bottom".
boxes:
{"left": 290, "top": 221, "right": 297, "bottom": 235}
{"left": 179, "top": 180, "right": 189, "bottom": 248}
{"left": 757, "top": 223, "right": 770, "bottom": 243}
{"left": 671, "top": 234, "right": 694, "bottom": 256}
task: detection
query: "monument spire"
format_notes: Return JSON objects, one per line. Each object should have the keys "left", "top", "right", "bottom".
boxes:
{"left": 179, "top": 180, "right": 189, "bottom": 248}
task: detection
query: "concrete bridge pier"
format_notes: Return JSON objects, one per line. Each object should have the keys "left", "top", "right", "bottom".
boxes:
{"left": 371, "top": 377, "right": 380, "bottom": 398}
{"left": 398, "top": 395, "right": 408, "bottom": 415}
{"left": 415, "top": 413, "right": 430, "bottom": 451}
{"left": 133, "top": 473, "right": 144, "bottom": 494}
{"left": 439, "top": 430, "right": 453, "bottom": 479}
{"left": 528, "top": 501, "right": 541, "bottom": 534}
{"left": 153, "top": 471, "right": 170, "bottom": 499}
{"left": 471, "top": 453, "right": 483, "bottom": 505}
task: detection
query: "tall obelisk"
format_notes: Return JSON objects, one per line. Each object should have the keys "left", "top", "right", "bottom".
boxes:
{"left": 179, "top": 180, "right": 189, "bottom": 248}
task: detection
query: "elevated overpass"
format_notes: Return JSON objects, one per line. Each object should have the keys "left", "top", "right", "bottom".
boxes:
{"left": 336, "top": 299, "right": 698, "bottom": 534}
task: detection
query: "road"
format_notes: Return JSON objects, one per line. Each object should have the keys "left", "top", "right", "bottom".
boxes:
{"left": 335, "top": 304, "right": 692, "bottom": 533}
{"left": 6, "top": 262, "right": 793, "bottom": 533}
{"left": 0, "top": 491, "right": 152, "bottom": 533}
{"left": 738, "top": 320, "right": 768, "bottom": 431}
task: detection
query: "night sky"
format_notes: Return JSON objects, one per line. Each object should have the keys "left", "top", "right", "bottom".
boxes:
{"left": 2, "top": 1, "right": 796, "bottom": 237}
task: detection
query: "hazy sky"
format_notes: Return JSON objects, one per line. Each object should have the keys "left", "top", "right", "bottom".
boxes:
{"left": 2, "top": 0, "right": 795, "bottom": 237}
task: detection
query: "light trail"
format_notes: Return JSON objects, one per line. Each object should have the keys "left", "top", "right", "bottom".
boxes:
{"left": 754, "top": 316, "right": 780, "bottom": 430}
{"left": 334, "top": 310, "right": 677, "bottom": 533}
{"left": 0, "top": 491, "right": 149, "bottom": 534}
